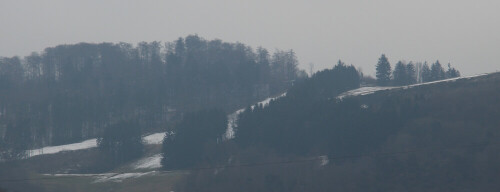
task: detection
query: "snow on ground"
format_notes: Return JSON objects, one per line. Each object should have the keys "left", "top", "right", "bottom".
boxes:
{"left": 337, "top": 73, "right": 491, "bottom": 100}
{"left": 44, "top": 173, "right": 113, "bottom": 177}
{"left": 24, "top": 74, "right": 490, "bottom": 158}
{"left": 45, "top": 171, "right": 159, "bottom": 183}
{"left": 225, "top": 108, "right": 245, "bottom": 139}
{"left": 337, "top": 87, "right": 397, "bottom": 99}
{"left": 253, "top": 92, "right": 287, "bottom": 109}
{"left": 404, "top": 73, "right": 489, "bottom": 88}
{"left": 23, "top": 93, "right": 287, "bottom": 157}
{"left": 27, "top": 138, "right": 98, "bottom": 158}
{"left": 132, "top": 154, "right": 162, "bottom": 170}
{"left": 225, "top": 92, "right": 287, "bottom": 139}
{"left": 26, "top": 132, "right": 167, "bottom": 158}
{"left": 93, "top": 171, "right": 157, "bottom": 183}
{"left": 143, "top": 132, "right": 167, "bottom": 145}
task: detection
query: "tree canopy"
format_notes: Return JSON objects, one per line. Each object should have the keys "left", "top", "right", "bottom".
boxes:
{"left": 0, "top": 35, "right": 304, "bottom": 157}
{"left": 376, "top": 54, "right": 391, "bottom": 86}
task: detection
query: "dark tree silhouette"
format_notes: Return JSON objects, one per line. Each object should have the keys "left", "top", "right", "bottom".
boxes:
{"left": 376, "top": 54, "right": 391, "bottom": 86}
{"left": 97, "top": 120, "right": 143, "bottom": 166}
{"left": 430, "top": 60, "right": 446, "bottom": 81}
{"left": 406, "top": 62, "right": 416, "bottom": 84}
{"left": 393, "top": 61, "right": 407, "bottom": 86}
{"left": 446, "top": 63, "right": 460, "bottom": 78}
{"left": 420, "top": 62, "right": 432, "bottom": 83}
{"left": 161, "top": 109, "right": 227, "bottom": 170}
{"left": 0, "top": 35, "right": 304, "bottom": 154}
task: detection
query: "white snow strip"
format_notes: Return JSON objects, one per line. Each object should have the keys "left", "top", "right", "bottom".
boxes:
{"left": 132, "top": 154, "right": 163, "bottom": 170}
{"left": 143, "top": 132, "right": 166, "bottom": 145}
{"left": 253, "top": 92, "right": 287, "bottom": 109}
{"left": 27, "top": 139, "right": 98, "bottom": 158}
{"left": 337, "top": 87, "right": 397, "bottom": 99}
{"left": 225, "top": 108, "right": 246, "bottom": 139}
{"left": 225, "top": 92, "right": 287, "bottom": 139}
{"left": 25, "top": 132, "right": 166, "bottom": 158}
{"left": 93, "top": 171, "right": 157, "bottom": 183}
{"left": 337, "top": 73, "right": 491, "bottom": 99}
{"left": 44, "top": 171, "right": 158, "bottom": 183}
{"left": 44, "top": 173, "right": 113, "bottom": 177}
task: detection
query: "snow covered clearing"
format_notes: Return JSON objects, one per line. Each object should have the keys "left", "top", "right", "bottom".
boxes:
{"left": 132, "top": 154, "right": 162, "bottom": 170}
{"left": 26, "top": 132, "right": 167, "bottom": 158}
{"left": 44, "top": 173, "right": 113, "bottom": 177}
{"left": 93, "top": 171, "right": 157, "bottom": 183}
{"left": 143, "top": 132, "right": 167, "bottom": 145}
{"left": 27, "top": 139, "right": 98, "bottom": 158}
{"left": 337, "top": 73, "right": 490, "bottom": 100}
{"left": 44, "top": 171, "right": 159, "bottom": 183}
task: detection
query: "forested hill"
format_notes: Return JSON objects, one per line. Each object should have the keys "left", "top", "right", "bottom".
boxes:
{"left": 180, "top": 70, "right": 500, "bottom": 191}
{"left": 236, "top": 61, "right": 361, "bottom": 154}
{"left": 0, "top": 35, "right": 305, "bottom": 155}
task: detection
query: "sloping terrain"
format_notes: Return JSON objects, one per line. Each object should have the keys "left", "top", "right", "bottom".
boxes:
{"left": 2, "top": 72, "right": 499, "bottom": 192}
{"left": 181, "top": 72, "right": 500, "bottom": 192}
{"left": 0, "top": 94, "right": 287, "bottom": 191}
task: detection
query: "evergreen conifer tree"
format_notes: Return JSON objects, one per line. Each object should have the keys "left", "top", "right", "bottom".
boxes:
{"left": 431, "top": 60, "right": 445, "bottom": 81}
{"left": 376, "top": 54, "right": 391, "bottom": 86}
{"left": 393, "top": 61, "right": 407, "bottom": 86}
{"left": 446, "top": 63, "right": 460, "bottom": 78}
{"left": 406, "top": 62, "right": 416, "bottom": 85}
{"left": 421, "top": 62, "right": 432, "bottom": 83}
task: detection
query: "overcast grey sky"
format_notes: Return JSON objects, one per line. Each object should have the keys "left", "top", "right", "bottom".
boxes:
{"left": 1, "top": 0, "right": 499, "bottom": 75}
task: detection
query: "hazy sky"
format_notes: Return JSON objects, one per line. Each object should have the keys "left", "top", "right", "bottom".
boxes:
{"left": 1, "top": 0, "right": 499, "bottom": 76}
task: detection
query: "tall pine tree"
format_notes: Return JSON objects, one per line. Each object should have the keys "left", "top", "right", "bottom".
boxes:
{"left": 446, "top": 63, "right": 460, "bottom": 78}
{"left": 406, "top": 62, "right": 416, "bottom": 85}
{"left": 421, "top": 62, "right": 432, "bottom": 83}
{"left": 431, "top": 60, "right": 445, "bottom": 81}
{"left": 393, "top": 61, "right": 407, "bottom": 86}
{"left": 376, "top": 54, "right": 391, "bottom": 86}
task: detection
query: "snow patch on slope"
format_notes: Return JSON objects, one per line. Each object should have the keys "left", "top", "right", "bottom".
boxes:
{"left": 27, "top": 139, "right": 98, "bottom": 158}
{"left": 132, "top": 154, "right": 162, "bottom": 169}
{"left": 24, "top": 92, "right": 287, "bottom": 157}
{"left": 337, "top": 87, "right": 397, "bottom": 99}
{"left": 337, "top": 73, "right": 490, "bottom": 99}
{"left": 143, "top": 132, "right": 167, "bottom": 145}
{"left": 93, "top": 171, "right": 157, "bottom": 183}
{"left": 45, "top": 171, "right": 158, "bottom": 183}
{"left": 26, "top": 132, "right": 167, "bottom": 158}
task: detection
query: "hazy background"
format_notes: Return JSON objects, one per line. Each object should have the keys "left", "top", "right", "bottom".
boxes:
{"left": 1, "top": 0, "right": 499, "bottom": 76}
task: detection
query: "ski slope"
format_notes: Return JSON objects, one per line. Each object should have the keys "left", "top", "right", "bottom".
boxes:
{"left": 337, "top": 73, "right": 490, "bottom": 99}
